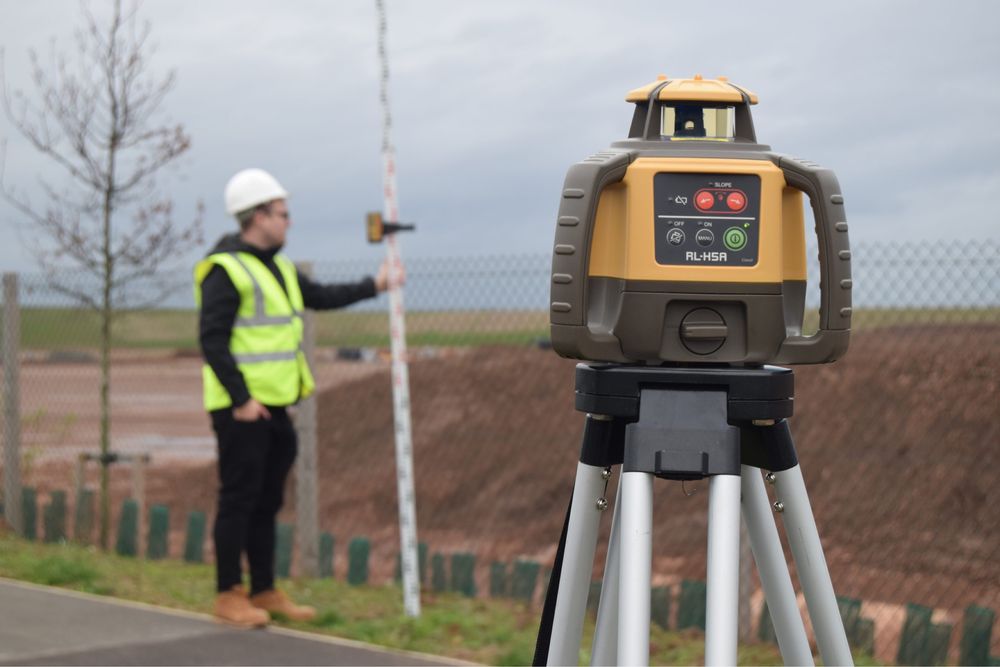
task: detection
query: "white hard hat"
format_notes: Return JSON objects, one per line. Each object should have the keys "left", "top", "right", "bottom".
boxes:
{"left": 224, "top": 168, "right": 289, "bottom": 216}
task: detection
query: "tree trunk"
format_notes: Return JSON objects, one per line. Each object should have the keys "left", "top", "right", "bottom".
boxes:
{"left": 98, "top": 151, "right": 117, "bottom": 549}
{"left": 98, "top": 274, "right": 112, "bottom": 550}
{"left": 98, "top": 14, "right": 120, "bottom": 549}
{"left": 97, "top": 186, "right": 114, "bottom": 549}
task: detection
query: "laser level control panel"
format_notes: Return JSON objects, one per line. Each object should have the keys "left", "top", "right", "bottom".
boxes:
{"left": 654, "top": 173, "right": 761, "bottom": 267}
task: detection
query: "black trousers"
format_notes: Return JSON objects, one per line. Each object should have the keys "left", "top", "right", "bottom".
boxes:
{"left": 210, "top": 407, "right": 297, "bottom": 594}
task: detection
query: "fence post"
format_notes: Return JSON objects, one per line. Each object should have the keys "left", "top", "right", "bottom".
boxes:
{"left": 116, "top": 499, "right": 139, "bottom": 557}
{"left": 43, "top": 490, "right": 67, "bottom": 543}
{"left": 21, "top": 486, "right": 36, "bottom": 540}
{"left": 490, "top": 562, "right": 508, "bottom": 597}
{"left": 74, "top": 488, "right": 95, "bottom": 544}
{"left": 294, "top": 261, "right": 319, "bottom": 578}
{"left": 511, "top": 559, "right": 540, "bottom": 602}
{"left": 183, "top": 511, "right": 206, "bottom": 563}
{"left": 960, "top": 605, "right": 995, "bottom": 666}
{"left": 72, "top": 454, "right": 87, "bottom": 539}
{"left": 898, "top": 602, "right": 933, "bottom": 665}
{"left": 131, "top": 455, "right": 148, "bottom": 557}
{"left": 651, "top": 586, "right": 672, "bottom": 630}
{"left": 431, "top": 553, "right": 447, "bottom": 593}
{"left": 275, "top": 523, "right": 294, "bottom": 578}
{"left": 146, "top": 504, "right": 169, "bottom": 560}
{"left": 3, "top": 273, "right": 22, "bottom": 535}
{"left": 348, "top": 537, "right": 370, "bottom": 585}
{"left": 677, "top": 579, "right": 707, "bottom": 631}
{"left": 319, "top": 532, "right": 334, "bottom": 578}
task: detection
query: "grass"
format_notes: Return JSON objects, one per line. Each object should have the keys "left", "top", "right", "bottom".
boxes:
{"left": 0, "top": 532, "right": 880, "bottom": 665}
{"left": 8, "top": 306, "right": 998, "bottom": 352}
{"left": 10, "top": 308, "right": 550, "bottom": 350}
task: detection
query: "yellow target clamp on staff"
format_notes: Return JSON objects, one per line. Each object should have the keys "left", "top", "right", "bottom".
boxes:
{"left": 365, "top": 212, "right": 416, "bottom": 244}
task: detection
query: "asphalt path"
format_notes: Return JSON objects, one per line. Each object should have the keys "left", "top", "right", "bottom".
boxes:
{"left": 0, "top": 579, "right": 464, "bottom": 666}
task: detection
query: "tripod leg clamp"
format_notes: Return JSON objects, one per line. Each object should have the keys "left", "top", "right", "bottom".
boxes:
{"left": 739, "top": 420, "right": 799, "bottom": 472}
{"left": 579, "top": 414, "right": 626, "bottom": 467}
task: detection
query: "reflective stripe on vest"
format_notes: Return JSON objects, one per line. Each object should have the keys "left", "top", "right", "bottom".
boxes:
{"left": 233, "top": 350, "right": 298, "bottom": 363}
{"left": 227, "top": 253, "right": 302, "bottom": 328}
{"left": 194, "top": 251, "right": 316, "bottom": 411}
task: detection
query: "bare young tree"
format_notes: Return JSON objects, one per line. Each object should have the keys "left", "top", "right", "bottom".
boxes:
{"left": 1, "top": 0, "right": 202, "bottom": 549}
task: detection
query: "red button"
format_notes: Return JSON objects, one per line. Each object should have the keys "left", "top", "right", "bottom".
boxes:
{"left": 695, "top": 191, "right": 714, "bottom": 211}
{"left": 726, "top": 191, "right": 746, "bottom": 211}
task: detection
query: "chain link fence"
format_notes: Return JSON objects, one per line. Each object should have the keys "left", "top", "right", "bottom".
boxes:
{"left": 1, "top": 239, "right": 998, "bottom": 664}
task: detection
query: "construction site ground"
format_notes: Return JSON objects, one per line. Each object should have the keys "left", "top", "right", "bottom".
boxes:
{"left": 16, "top": 323, "right": 1000, "bottom": 663}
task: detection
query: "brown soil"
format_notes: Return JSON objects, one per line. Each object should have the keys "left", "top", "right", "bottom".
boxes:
{"left": 305, "top": 324, "right": 999, "bottom": 617}
{"left": 21, "top": 324, "right": 1000, "bottom": 658}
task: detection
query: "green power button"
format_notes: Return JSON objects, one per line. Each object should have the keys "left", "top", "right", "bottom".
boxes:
{"left": 724, "top": 227, "right": 747, "bottom": 251}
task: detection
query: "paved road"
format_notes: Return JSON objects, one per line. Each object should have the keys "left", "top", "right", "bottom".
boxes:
{"left": 0, "top": 579, "right": 461, "bottom": 666}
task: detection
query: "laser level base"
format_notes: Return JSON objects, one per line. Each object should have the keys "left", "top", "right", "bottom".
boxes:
{"left": 533, "top": 363, "right": 852, "bottom": 667}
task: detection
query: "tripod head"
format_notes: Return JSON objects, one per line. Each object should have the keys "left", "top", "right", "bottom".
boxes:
{"left": 549, "top": 75, "right": 852, "bottom": 365}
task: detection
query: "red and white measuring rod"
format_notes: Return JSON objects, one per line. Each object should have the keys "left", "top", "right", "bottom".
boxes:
{"left": 376, "top": 0, "right": 420, "bottom": 618}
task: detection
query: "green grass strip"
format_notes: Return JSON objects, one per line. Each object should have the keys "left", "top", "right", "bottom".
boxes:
{"left": 0, "top": 533, "right": 885, "bottom": 665}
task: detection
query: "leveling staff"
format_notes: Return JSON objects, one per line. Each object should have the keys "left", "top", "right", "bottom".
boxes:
{"left": 195, "top": 168, "right": 399, "bottom": 628}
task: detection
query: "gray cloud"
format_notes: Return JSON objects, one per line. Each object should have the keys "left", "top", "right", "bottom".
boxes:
{"left": 1, "top": 0, "right": 998, "bottom": 273}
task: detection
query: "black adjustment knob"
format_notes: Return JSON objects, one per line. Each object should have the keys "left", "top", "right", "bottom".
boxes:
{"left": 679, "top": 308, "right": 728, "bottom": 355}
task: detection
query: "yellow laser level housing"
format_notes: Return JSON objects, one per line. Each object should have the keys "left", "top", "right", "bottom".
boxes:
{"left": 550, "top": 76, "right": 852, "bottom": 365}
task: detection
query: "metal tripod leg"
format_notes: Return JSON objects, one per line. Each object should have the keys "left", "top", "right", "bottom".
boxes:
{"left": 548, "top": 364, "right": 847, "bottom": 666}
{"left": 547, "top": 461, "right": 608, "bottom": 666}
{"left": 773, "top": 465, "right": 853, "bottom": 667}
{"left": 741, "top": 465, "right": 814, "bottom": 666}
{"left": 618, "top": 471, "right": 653, "bottom": 666}
{"left": 705, "top": 475, "right": 742, "bottom": 666}
{"left": 590, "top": 479, "right": 622, "bottom": 666}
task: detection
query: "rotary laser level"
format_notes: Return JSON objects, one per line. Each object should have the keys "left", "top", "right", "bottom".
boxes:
{"left": 550, "top": 75, "right": 851, "bottom": 365}
{"left": 536, "top": 77, "right": 854, "bottom": 667}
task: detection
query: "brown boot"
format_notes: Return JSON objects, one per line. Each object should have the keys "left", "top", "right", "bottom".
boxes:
{"left": 250, "top": 589, "right": 317, "bottom": 622}
{"left": 214, "top": 585, "right": 270, "bottom": 628}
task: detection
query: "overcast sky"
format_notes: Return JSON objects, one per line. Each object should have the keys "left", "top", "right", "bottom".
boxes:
{"left": 1, "top": 0, "right": 998, "bottom": 274}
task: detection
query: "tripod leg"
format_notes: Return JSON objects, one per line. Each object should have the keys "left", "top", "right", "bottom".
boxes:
{"left": 705, "top": 474, "right": 741, "bottom": 667}
{"left": 741, "top": 465, "right": 814, "bottom": 666}
{"left": 547, "top": 462, "right": 608, "bottom": 666}
{"left": 772, "top": 465, "right": 853, "bottom": 667}
{"left": 618, "top": 471, "right": 653, "bottom": 666}
{"left": 591, "top": 479, "right": 622, "bottom": 666}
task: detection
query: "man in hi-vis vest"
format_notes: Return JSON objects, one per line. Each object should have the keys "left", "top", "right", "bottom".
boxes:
{"left": 195, "top": 168, "right": 396, "bottom": 627}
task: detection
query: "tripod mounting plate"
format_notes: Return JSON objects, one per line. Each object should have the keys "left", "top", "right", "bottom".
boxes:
{"left": 575, "top": 363, "right": 793, "bottom": 422}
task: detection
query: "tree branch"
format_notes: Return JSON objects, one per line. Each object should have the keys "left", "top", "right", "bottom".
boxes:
{"left": 1, "top": 0, "right": 202, "bottom": 312}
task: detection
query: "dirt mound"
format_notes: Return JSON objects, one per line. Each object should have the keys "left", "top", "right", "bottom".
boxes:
{"left": 52, "top": 324, "right": 995, "bottom": 618}
{"left": 314, "top": 347, "right": 583, "bottom": 581}
{"left": 314, "top": 325, "right": 999, "bottom": 612}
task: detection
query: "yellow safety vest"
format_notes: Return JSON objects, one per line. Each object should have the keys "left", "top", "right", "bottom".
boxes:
{"left": 193, "top": 251, "right": 316, "bottom": 411}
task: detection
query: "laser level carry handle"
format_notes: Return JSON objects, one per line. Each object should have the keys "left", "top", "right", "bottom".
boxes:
{"left": 550, "top": 150, "right": 635, "bottom": 326}
{"left": 776, "top": 157, "right": 852, "bottom": 364}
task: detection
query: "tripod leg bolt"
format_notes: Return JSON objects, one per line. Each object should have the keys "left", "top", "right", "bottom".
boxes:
{"left": 772, "top": 501, "right": 785, "bottom": 513}
{"left": 596, "top": 497, "right": 609, "bottom": 511}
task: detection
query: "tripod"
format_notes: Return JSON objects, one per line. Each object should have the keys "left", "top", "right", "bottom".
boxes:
{"left": 534, "top": 363, "right": 853, "bottom": 667}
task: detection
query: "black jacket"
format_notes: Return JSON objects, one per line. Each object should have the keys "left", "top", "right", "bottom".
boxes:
{"left": 198, "top": 233, "right": 377, "bottom": 409}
